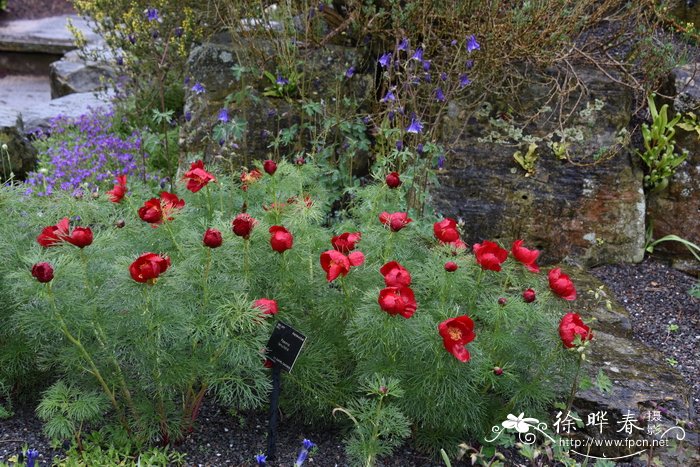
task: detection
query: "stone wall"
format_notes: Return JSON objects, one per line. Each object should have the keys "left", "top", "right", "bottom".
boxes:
{"left": 435, "top": 67, "right": 645, "bottom": 266}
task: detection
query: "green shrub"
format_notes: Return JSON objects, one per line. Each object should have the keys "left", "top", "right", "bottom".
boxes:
{"left": 1, "top": 160, "right": 585, "bottom": 461}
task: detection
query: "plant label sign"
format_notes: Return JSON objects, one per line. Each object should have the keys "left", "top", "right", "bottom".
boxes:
{"left": 266, "top": 321, "right": 306, "bottom": 373}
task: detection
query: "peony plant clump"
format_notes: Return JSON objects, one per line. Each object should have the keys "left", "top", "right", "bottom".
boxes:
{"left": 0, "top": 160, "right": 590, "bottom": 461}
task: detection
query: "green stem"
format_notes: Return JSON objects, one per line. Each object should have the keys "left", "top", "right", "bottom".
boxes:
{"left": 79, "top": 250, "right": 137, "bottom": 421}
{"left": 382, "top": 232, "right": 394, "bottom": 263}
{"left": 203, "top": 248, "right": 212, "bottom": 306}
{"left": 205, "top": 184, "right": 213, "bottom": 224}
{"left": 243, "top": 239, "right": 250, "bottom": 282}
{"left": 565, "top": 352, "right": 585, "bottom": 414}
{"left": 366, "top": 395, "right": 385, "bottom": 467}
{"left": 144, "top": 287, "right": 169, "bottom": 444}
{"left": 46, "top": 284, "right": 129, "bottom": 433}
{"left": 470, "top": 268, "right": 484, "bottom": 310}
{"left": 163, "top": 221, "right": 184, "bottom": 256}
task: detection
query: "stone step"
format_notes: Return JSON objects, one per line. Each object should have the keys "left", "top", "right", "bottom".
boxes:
{"left": 0, "top": 15, "right": 99, "bottom": 54}
{"left": 0, "top": 50, "right": 62, "bottom": 76}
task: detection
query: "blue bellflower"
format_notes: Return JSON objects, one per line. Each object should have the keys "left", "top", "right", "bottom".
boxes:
{"left": 382, "top": 89, "right": 396, "bottom": 102}
{"left": 378, "top": 52, "right": 391, "bottom": 68}
{"left": 276, "top": 75, "right": 289, "bottom": 85}
{"left": 294, "top": 439, "right": 316, "bottom": 466}
{"left": 466, "top": 34, "right": 480, "bottom": 53}
{"left": 406, "top": 115, "right": 423, "bottom": 134}
{"left": 411, "top": 48, "right": 423, "bottom": 61}
{"left": 435, "top": 87, "right": 445, "bottom": 102}
{"left": 255, "top": 454, "right": 267, "bottom": 466}
{"left": 459, "top": 74, "right": 471, "bottom": 87}
{"left": 145, "top": 8, "right": 159, "bottom": 21}
{"left": 218, "top": 108, "right": 229, "bottom": 123}
{"left": 26, "top": 449, "right": 39, "bottom": 467}
{"left": 345, "top": 66, "right": 356, "bottom": 78}
{"left": 398, "top": 37, "right": 409, "bottom": 51}
{"left": 191, "top": 82, "right": 205, "bottom": 94}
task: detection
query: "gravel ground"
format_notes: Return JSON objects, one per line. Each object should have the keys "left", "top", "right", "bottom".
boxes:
{"left": 591, "top": 260, "right": 700, "bottom": 423}
{"left": 1, "top": 259, "right": 697, "bottom": 466}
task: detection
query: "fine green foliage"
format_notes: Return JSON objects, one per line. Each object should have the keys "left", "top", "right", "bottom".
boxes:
{"left": 37, "top": 382, "right": 108, "bottom": 443}
{"left": 636, "top": 95, "right": 688, "bottom": 192}
{"left": 334, "top": 376, "right": 411, "bottom": 465}
{"left": 1, "top": 160, "right": 581, "bottom": 459}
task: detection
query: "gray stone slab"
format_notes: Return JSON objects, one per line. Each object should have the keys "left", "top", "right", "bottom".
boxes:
{"left": 20, "top": 91, "right": 112, "bottom": 133}
{"left": 0, "top": 15, "right": 101, "bottom": 54}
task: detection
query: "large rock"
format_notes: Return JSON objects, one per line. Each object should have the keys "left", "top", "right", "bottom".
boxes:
{"left": 182, "top": 36, "right": 373, "bottom": 163}
{"left": 647, "top": 64, "right": 700, "bottom": 274}
{"left": 19, "top": 91, "right": 112, "bottom": 135}
{"left": 436, "top": 66, "right": 645, "bottom": 267}
{"left": 0, "top": 122, "right": 37, "bottom": 180}
{"left": 49, "top": 49, "right": 115, "bottom": 98}
{"left": 570, "top": 271, "right": 698, "bottom": 465}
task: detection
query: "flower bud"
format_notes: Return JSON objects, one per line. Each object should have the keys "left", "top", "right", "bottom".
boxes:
{"left": 31, "top": 262, "right": 54, "bottom": 283}
{"left": 444, "top": 261, "right": 458, "bottom": 272}
{"left": 115, "top": 219, "right": 126, "bottom": 228}
{"left": 386, "top": 171, "right": 402, "bottom": 188}
{"left": 203, "top": 228, "right": 223, "bottom": 248}
{"left": 522, "top": 288, "right": 536, "bottom": 303}
{"left": 493, "top": 367, "right": 503, "bottom": 376}
{"left": 263, "top": 159, "right": 277, "bottom": 175}
{"left": 498, "top": 297, "right": 507, "bottom": 306}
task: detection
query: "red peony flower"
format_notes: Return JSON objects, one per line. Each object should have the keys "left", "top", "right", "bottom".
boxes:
{"left": 498, "top": 297, "right": 507, "bottom": 306}
{"left": 254, "top": 298, "right": 278, "bottom": 316}
{"left": 473, "top": 241, "right": 508, "bottom": 272}
{"left": 548, "top": 268, "right": 577, "bottom": 301}
{"left": 129, "top": 252, "right": 171, "bottom": 284}
{"left": 203, "top": 228, "right": 223, "bottom": 248}
{"left": 380, "top": 261, "right": 412, "bottom": 287}
{"left": 65, "top": 226, "right": 93, "bottom": 248}
{"left": 331, "top": 232, "right": 362, "bottom": 254}
{"left": 138, "top": 192, "right": 185, "bottom": 225}
{"left": 263, "top": 159, "right": 277, "bottom": 175}
{"left": 438, "top": 315, "right": 475, "bottom": 362}
{"left": 511, "top": 240, "right": 540, "bottom": 273}
{"left": 379, "top": 212, "right": 413, "bottom": 232}
{"left": 559, "top": 312, "right": 593, "bottom": 348}
{"left": 31, "top": 262, "right": 54, "bottom": 283}
{"left": 378, "top": 287, "right": 417, "bottom": 318}
{"left": 183, "top": 160, "right": 216, "bottom": 193}
{"left": 385, "top": 172, "right": 401, "bottom": 188}
{"left": 37, "top": 217, "right": 70, "bottom": 247}
{"left": 269, "top": 226, "right": 293, "bottom": 253}
{"left": 107, "top": 175, "right": 128, "bottom": 203}
{"left": 240, "top": 169, "right": 262, "bottom": 191}
{"left": 444, "top": 261, "right": 459, "bottom": 272}
{"left": 320, "top": 249, "right": 365, "bottom": 282}
{"left": 232, "top": 213, "right": 257, "bottom": 239}
{"left": 433, "top": 218, "right": 460, "bottom": 243}
{"left": 522, "top": 288, "right": 536, "bottom": 303}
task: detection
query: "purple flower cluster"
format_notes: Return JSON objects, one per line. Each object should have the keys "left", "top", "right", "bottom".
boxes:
{"left": 376, "top": 34, "right": 480, "bottom": 138}
{"left": 25, "top": 109, "right": 156, "bottom": 196}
